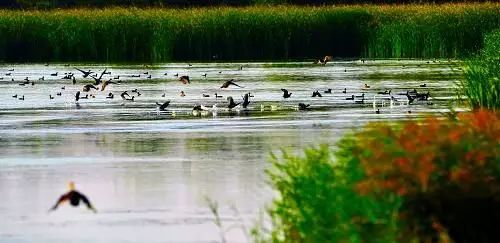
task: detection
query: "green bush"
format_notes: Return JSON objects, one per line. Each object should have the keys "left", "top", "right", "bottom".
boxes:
{"left": 461, "top": 29, "right": 500, "bottom": 109}
{"left": 264, "top": 110, "right": 500, "bottom": 242}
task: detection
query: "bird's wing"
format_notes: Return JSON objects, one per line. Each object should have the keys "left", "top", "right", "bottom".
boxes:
{"left": 75, "top": 68, "right": 86, "bottom": 74}
{"left": 99, "top": 68, "right": 107, "bottom": 80}
{"left": 50, "top": 192, "right": 70, "bottom": 211}
{"left": 78, "top": 192, "right": 96, "bottom": 212}
{"left": 229, "top": 81, "right": 243, "bottom": 88}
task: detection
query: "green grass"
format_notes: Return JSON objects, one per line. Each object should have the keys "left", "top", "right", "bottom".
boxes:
{"left": 460, "top": 29, "right": 500, "bottom": 109}
{"left": 0, "top": 3, "right": 498, "bottom": 62}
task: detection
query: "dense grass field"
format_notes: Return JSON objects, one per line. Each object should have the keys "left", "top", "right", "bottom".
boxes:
{"left": 0, "top": 3, "right": 498, "bottom": 62}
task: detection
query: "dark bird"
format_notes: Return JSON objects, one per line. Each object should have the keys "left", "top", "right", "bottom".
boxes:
{"left": 378, "top": 90, "right": 391, "bottom": 95}
{"left": 101, "top": 79, "right": 118, "bottom": 91}
{"left": 8, "top": 69, "right": 14, "bottom": 72}
{"left": 113, "top": 76, "right": 120, "bottom": 80}
{"left": 18, "top": 95, "right": 24, "bottom": 100}
{"left": 220, "top": 79, "right": 243, "bottom": 88}
{"left": 80, "top": 94, "right": 89, "bottom": 99}
{"left": 12, "top": 94, "right": 17, "bottom": 98}
{"left": 174, "top": 73, "right": 179, "bottom": 77}
{"left": 342, "top": 88, "right": 347, "bottom": 94}
{"left": 179, "top": 76, "right": 190, "bottom": 84}
{"left": 156, "top": 101, "right": 171, "bottom": 111}
{"left": 92, "top": 68, "right": 107, "bottom": 85}
{"left": 75, "top": 91, "right": 81, "bottom": 101}
{"left": 417, "top": 91, "right": 430, "bottom": 101}
{"left": 298, "top": 103, "right": 310, "bottom": 110}
{"left": 202, "top": 73, "right": 207, "bottom": 77}
{"left": 120, "top": 91, "right": 130, "bottom": 100}
{"left": 61, "top": 86, "right": 65, "bottom": 90}
{"left": 39, "top": 76, "right": 45, "bottom": 81}
{"left": 355, "top": 93, "right": 365, "bottom": 98}
{"left": 56, "top": 92, "right": 62, "bottom": 96}
{"left": 49, "top": 95, "right": 54, "bottom": 99}
{"left": 75, "top": 68, "right": 94, "bottom": 78}
{"left": 106, "top": 92, "right": 114, "bottom": 99}
{"left": 314, "top": 55, "right": 333, "bottom": 65}
{"left": 375, "top": 109, "right": 380, "bottom": 114}
{"left": 242, "top": 93, "right": 250, "bottom": 108}
{"left": 227, "top": 96, "right": 240, "bottom": 109}
{"left": 72, "top": 76, "right": 76, "bottom": 85}
{"left": 355, "top": 99, "right": 365, "bottom": 104}
{"left": 24, "top": 77, "right": 29, "bottom": 81}
{"left": 324, "top": 88, "right": 332, "bottom": 94}
{"left": 161, "top": 93, "right": 166, "bottom": 97}
{"left": 281, "top": 89, "right": 292, "bottom": 99}
{"left": 179, "top": 91, "right": 185, "bottom": 97}
{"left": 406, "top": 93, "right": 415, "bottom": 104}
{"left": 131, "top": 74, "right": 140, "bottom": 78}
{"left": 83, "top": 84, "right": 98, "bottom": 92}
{"left": 203, "top": 94, "right": 210, "bottom": 98}
{"left": 215, "top": 93, "right": 223, "bottom": 99}
{"left": 49, "top": 182, "right": 96, "bottom": 213}
{"left": 147, "top": 75, "right": 152, "bottom": 79}
{"left": 363, "top": 84, "right": 370, "bottom": 89}
{"left": 193, "top": 105, "right": 203, "bottom": 111}
{"left": 346, "top": 95, "right": 355, "bottom": 100}
{"left": 125, "top": 96, "right": 135, "bottom": 101}
{"left": 312, "top": 91, "right": 322, "bottom": 97}
{"left": 420, "top": 83, "right": 427, "bottom": 87}
{"left": 5, "top": 73, "right": 11, "bottom": 76}
{"left": 143, "top": 72, "right": 149, "bottom": 75}
{"left": 51, "top": 72, "right": 58, "bottom": 76}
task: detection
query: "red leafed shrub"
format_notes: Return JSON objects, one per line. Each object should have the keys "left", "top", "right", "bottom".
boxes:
{"left": 350, "top": 109, "right": 500, "bottom": 242}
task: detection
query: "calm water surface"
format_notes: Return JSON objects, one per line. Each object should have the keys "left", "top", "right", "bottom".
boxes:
{"left": 0, "top": 60, "right": 462, "bottom": 242}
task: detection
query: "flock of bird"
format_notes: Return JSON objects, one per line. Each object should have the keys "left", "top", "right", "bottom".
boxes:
{"left": 6, "top": 59, "right": 435, "bottom": 117}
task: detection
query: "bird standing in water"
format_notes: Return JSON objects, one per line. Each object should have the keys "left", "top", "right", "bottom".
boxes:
{"left": 49, "top": 182, "right": 96, "bottom": 213}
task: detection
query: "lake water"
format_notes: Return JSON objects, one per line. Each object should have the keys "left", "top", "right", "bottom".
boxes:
{"left": 0, "top": 60, "right": 462, "bottom": 242}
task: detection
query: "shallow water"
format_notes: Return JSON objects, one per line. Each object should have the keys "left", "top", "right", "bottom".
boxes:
{"left": 0, "top": 60, "right": 462, "bottom": 242}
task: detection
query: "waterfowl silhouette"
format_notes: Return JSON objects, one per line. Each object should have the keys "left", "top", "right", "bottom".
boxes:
{"left": 61, "top": 86, "right": 65, "bottom": 90}
{"left": 363, "top": 84, "right": 370, "bottom": 89}
{"left": 174, "top": 73, "right": 179, "bottom": 77}
{"left": 314, "top": 55, "right": 333, "bottom": 65}
{"left": 39, "top": 76, "right": 45, "bottom": 81}
{"left": 83, "top": 84, "right": 98, "bottom": 92}
{"left": 227, "top": 96, "right": 240, "bottom": 109}
{"left": 75, "top": 68, "right": 94, "bottom": 78}
{"left": 202, "top": 73, "right": 207, "bottom": 77}
{"left": 378, "top": 90, "right": 391, "bottom": 95}
{"left": 355, "top": 99, "right": 365, "bottom": 104}
{"left": 342, "top": 88, "right": 347, "bottom": 94}
{"left": 101, "top": 79, "right": 118, "bottom": 91}
{"left": 179, "top": 76, "right": 190, "bottom": 84}
{"left": 406, "top": 93, "right": 415, "bottom": 104}
{"left": 8, "top": 69, "right": 14, "bottom": 72}
{"left": 125, "top": 96, "right": 135, "bottom": 101}
{"left": 161, "top": 93, "right": 166, "bottom": 97}
{"left": 120, "top": 91, "right": 130, "bottom": 100}
{"left": 220, "top": 79, "right": 243, "bottom": 88}
{"left": 147, "top": 75, "right": 152, "bottom": 79}
{"left": 72, "top": 76, "right": 76, "bottom": 85}
{"left": 203, "top": 94, "right": 210, "bottom": 97}
{"left": 355, "top": 93, "right": 365, "bottom": 98}
{"left": 18, "top": 95, "right": 24, "bottom": 100}
{"left": 75, "top": 91, "right": 81, "bottom": 101}
{"left": 5, "top": 73, "right": 11, "bottom": 76}
{"left": 156, "top": 101, "right": 171, "bottom": 111}
{"left": 106, "top": 93, "right": 114, "bottom": 99}
{"left": 113, "top": 76, "right": 120, "bottom": 80}
{"left": 375, "top": 109, "right": 380, "bottom": 114}
{"left": 324, "top": 88, "right": 332, "bottom": 94}
{"left": 131, "top": 74, "right": 140, "bottom": 78}
{"left": 281, "top": 89, "right": 292, "bottom": 98}
{"left": 312, "top": 91, "right": 322, "bottom": 97}
{"left": 49, "top": 182, "right": 96, "bottom": 213}
{"left": 51, "top": 72, "right": 58, "bottom": 76}
{"left": 79, "top": 94, "right": 89, "bottom": 99}
{"left": 56, "top": 92, "right": 62, "bottom": 96}
{"left": 180, "top": 91, "right": 185, "bottom": 97}
{"left": 298, "top": 103, "right": 310, "bottom": 110}
{"left": 346, "top": 95, "right": 355, "bottom": 100}
{"left": 92, "top": 68, "right": 107, "bottom": 85}
{"left": 215, "top": 93, "right": 223, "bottom": 99}
{"left": 193, "top": 105, "right": 203, "bottom": 111}
{"left": 12, "top": 94, "right": 17, "bottom": 98}
{"left": 420, "top": 83, "right": 427, "bottom": 87}
{"left": 242, "top": 93, "right": 251, "bottom": 108}
{"left": 49, "top": 95, "right": 54, "bottom": 99}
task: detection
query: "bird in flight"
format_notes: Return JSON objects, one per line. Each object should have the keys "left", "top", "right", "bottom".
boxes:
{"left": 220, "top": 79, "right": 243, "bottom": 88}
{"left": 49, "top": 182, "right": 96, "bottom": 213}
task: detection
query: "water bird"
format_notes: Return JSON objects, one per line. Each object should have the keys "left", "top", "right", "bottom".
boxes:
{"left": 188, "top": 63, "right": 192, "bottom": 67}
{"left": 420, "top": 83, "right": 427, "bottom": 87}
{"left": 215, "top": 93, "right": 223, "bottom": 99}
{"left": 131, "top": 89, "right": 138, "bottom": 93}
{"left": 80, "top": 94, "right": 89, "bottom": 99}
{"left": 163, "top": 73, "right": 168, "bottom": 76}
{"left": 174, "top": 73, "right": 179, "bottom": 77}
{"left": 106, "top": 92, "right": 114, "bottom": 99}
{"left": 227, "top": 96, "right": 240, "bottom": 109}
{"left": 75, "top": 91, "right": 81, "bottom": 101}
{"left": 242, "top": 93, "right": 251, "bottom": 108}
{"left": 375, "top": 109, "right": 380, "bottom": 114}
{"left": 355, "top": 93, "right": 365, "bottom": 98}
{"left": 324, "top": 89, "right": 332, "bottom": 94}
{"left": 312, "top": 91, "right": 322, "bottom": 97}
{"left": 180, "top": 91, "right": 185, "bottom": 97}
{"left": 61, "top": 86, "right": 65, "bottom": 90}
{"left": 49, "top": 95, "right": 54, "bottom": 99}
{"left": 179, "top": 76, "right": 190, "bottom": 84}
{"left": 220, "top": 79, "right": 243, "bottom": 88}
{"left": 281, "top": 89, "right": 292, "bottom": 98}
{"left": 355, "top": 99, "right": 365, "bottom": 104}
{"left": 8, "top": 69, "right": 14, "bottom": 72}
{"left": 72, "top": 76, "right": 76, "bottom": 85}
{"left": 101, "top": 79, "right": 118, "bottom": 91}
{"left": 161, "top": 93, "right": 166, "bottom": 97}
{"left": 5, "top": 73, "right": 11, "bottom": 76}
{"left": 378, "top": 90, "right": 391, "bottom": 95}
{"left": 62, "top": 74, "right": 74, "bottom": 80}
{"left": 51, "top": 72, "right": 58, "bottom": 76}
{"left": 12, "top": 94, "right": 17, "bottom": 98}
{"left": 203, "top": 94, "right": 210, "bottom": 98}
{"left": 31, "top": 81, "right": 35, "bottom": 86}
{"left": 346, "top": 95, "right": 355, "bottom": 100}
{"left": 76, "top": 68, "right": 93, "bottom": 78}
{"left": 125, "top": 96, "right": 135, "bottom": 101}
{"left": 92, "top": 68, "right": 107, "bottom": 85}
{"left": 363, "top": 84, "right": 370, "bottom": 89}
{"left": 406, "top": 93, "right": 415, "bottom": 104}
{"left": 147, "top": 75, "right": 152, "bottom": 79}
{"left": 417, "top": 91, "right": 430, "bottom": 101}
{"left": 56, "top": 92, "right": 62, "bottom": 96}
{"left": 193, "top": 105, "right": 203, "bottom": 111}
{"left": 83, "top": 84, "right": 98, "bottom": 92}
{"left": 202, "top": 73, "right": 207, "bottom": 77}
{"left": 113, "top": 76, "right": 120, "bottom": 80}
{"left": 39, "top": 76, "right": 44, "bottom": 81}
{"left": 298, "top": 103, "right": 310, "bottom": 110}
{"left": 156, "top": 101, "right": 171, "bottom": 111}
{"left": 18, "top": 95, "right": 24, "bottom": 100}
{"left": 24, "top": 77, "right": 29, "bottom": 81}
{"left": 314, "top": 55, "right": 333, "bottom": 65}
{"left": 342, "top": 88, "right": 347, "bottom": 94}
{"left": 408, "top": 110, "right": 412, "bottom": 114}
{"left": 49, "top": 182, "right": 96, "bottom": 213}
{"left": 131, "top": 74, "right": 140, "bottom": 78}
{"left": 120, "top": 91, "right": 130, "bottom": 100}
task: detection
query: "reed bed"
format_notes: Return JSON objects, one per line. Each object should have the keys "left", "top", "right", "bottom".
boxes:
{"left": 0, "top": 3, "right": 498, "bottom": 62}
